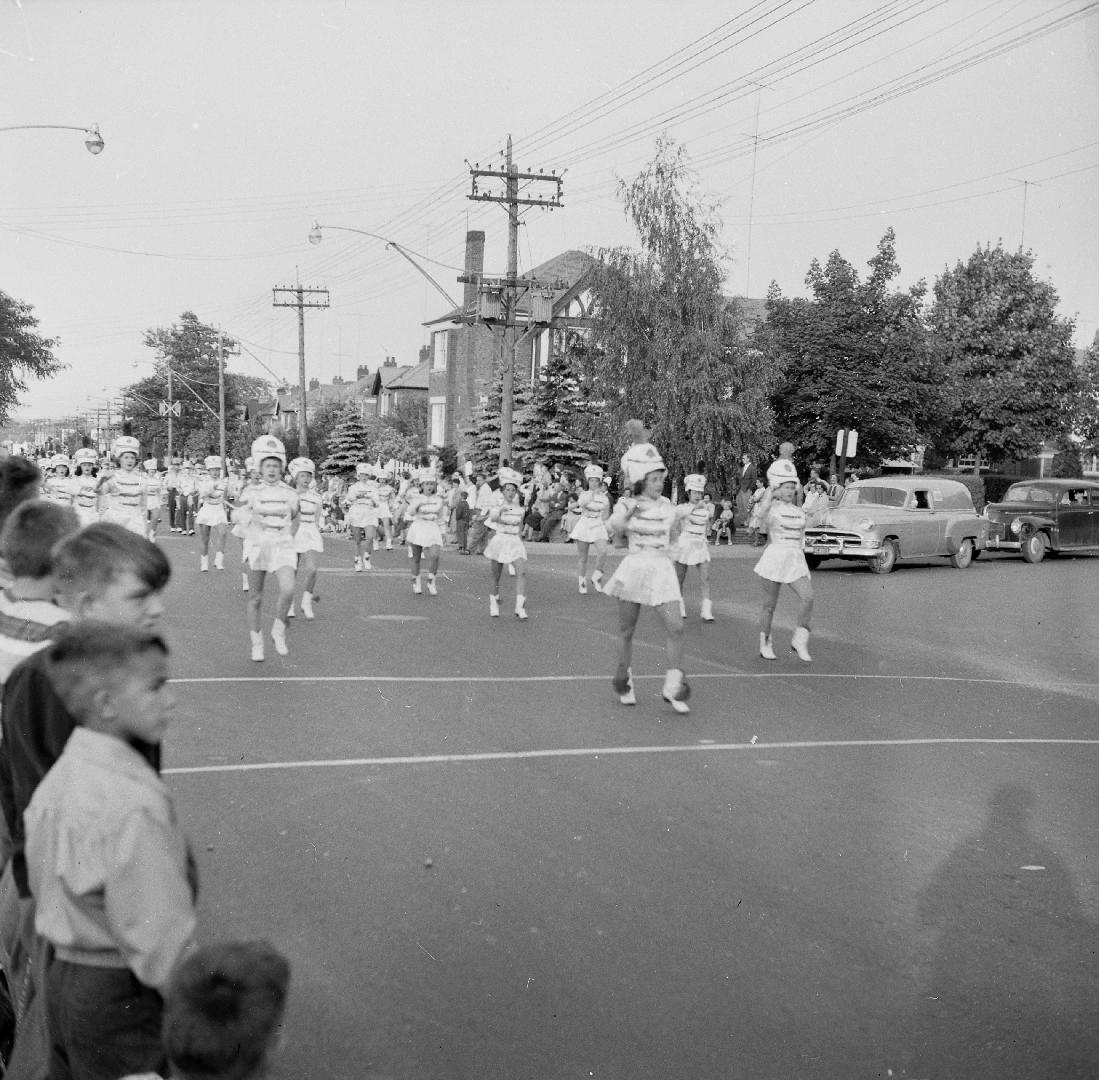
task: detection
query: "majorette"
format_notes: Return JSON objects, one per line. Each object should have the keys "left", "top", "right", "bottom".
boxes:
{"left": 672, "top": 473, "right": 716, "bottom": 622}
{"left": 288, "top": 457, "right": 324, "bottom": 621}
{"left": 484, "top": 466, "right": 529, "bottom": 620}
{"left": 570, "top": 463, "right": 612, "bottom": 594}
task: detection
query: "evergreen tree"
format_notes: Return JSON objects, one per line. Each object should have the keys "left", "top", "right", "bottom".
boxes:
{"left": 320, "top": 406, "right": 370, "bottom": 476}
{"left": 464, "top": 372, "right": 531, "bottom": 473}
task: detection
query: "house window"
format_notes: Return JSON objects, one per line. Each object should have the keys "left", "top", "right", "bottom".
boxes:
{"left": 432, "top": 331, "right": 448, "bottom": 371}
{"left": 379, "top": 393, "right": 391, "bottom": 418}
{"left": 429, "top": 397, "right": 446, "bottom": 448}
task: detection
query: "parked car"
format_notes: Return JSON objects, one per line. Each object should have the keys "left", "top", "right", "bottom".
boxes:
{"left": 803, "top": 477, "right": 988, "bottom": 574}
{"left": 983, "top": 478, "right": 1099, "bottom": 563}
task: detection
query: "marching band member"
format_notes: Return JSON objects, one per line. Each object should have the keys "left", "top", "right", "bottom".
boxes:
{"left": 289, "top": 457, "right": 324, "bottom": 620}
{"left": 375, "top": 469, "right": 396, "bottom": 550}
{"left": 402, "top": 468, "right": 447, "bottom": 596}
{"left": 97, "top": 436, "right": 147, "bottom": 536}
{"left": 43, "top": 454, "right": 76, "bottom": 506}
{"left": 569, "top": 463, "right": 612, "bottom": 594}
{"left": 672, "top": 473, "right": 716, "bottom": 622}
{"left": 142, "top": 458, "right": 163, "bottom": 540}
{"left": 233, "top": 435, "right": 299, "bottom": 661}
{"left": 343, "top": 463, "right": 379, "bottom": 571}
{"left": 755, "top": 458, "right": 814, "bottom": 662}
{"left": 484, "top": 467, "right": 528, "bottom": 620}
{"left": 175, "top": 459, "right": 198, "bottom": 535}
{"left": 195, "top": 455, "right": 229, "bottom": 572}
{"left": 71, "top": 448, "right": 101, "bottom": 526}
{"left": 604, "top": 447, "right": 691, "bottom": 714}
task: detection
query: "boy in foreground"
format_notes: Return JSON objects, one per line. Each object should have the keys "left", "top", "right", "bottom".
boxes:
{"left": 25, "top": 622, "right": 196, "bottom": 1080}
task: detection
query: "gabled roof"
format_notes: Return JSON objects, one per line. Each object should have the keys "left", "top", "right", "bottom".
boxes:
{"left": 384, "top": 362, "right": 429, "bottom": 391}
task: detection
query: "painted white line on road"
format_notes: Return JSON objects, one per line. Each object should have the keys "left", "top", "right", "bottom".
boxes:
{"left": 164, "top": 737, "right": 1099, "bottom": 777}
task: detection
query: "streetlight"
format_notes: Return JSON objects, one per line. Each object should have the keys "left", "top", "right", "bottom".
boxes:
{"left": 308, "top": 223, "right": 459, "bottom": 308}
{"left": 0, "top": 123, "right": 104, "bottom": 155}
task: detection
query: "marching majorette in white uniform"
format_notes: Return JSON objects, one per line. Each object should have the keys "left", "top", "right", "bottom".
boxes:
{"left": 401, "top": 467, "right": 447, "bottom": 596}
{"left": 289, "top": 457, "right": 324, "bottom": 621}
{"left": 176, "top": 460, "right": 198, "bottom": 535}
{"left": 604, "top": 443, "right": 691, "bottom": 714}
{"left": 71, "top": 448, "right": 101, "bottom": 526}
{"left": 673, "top": 473, "right": 716, "bottom": 622}
{"left": 142, "top": 458, "right": 163, "bottom": 541}
{"left": 229, "top": 456, "right": 260, "bottom": 591}
{"left": 233, "top": 436, "right": 299, "bottom": 661}
{"left": 195, "top": 455, "right": 229, "bottom": 571}
{"left": 570, "top": 464, "right": 612, "bottom": 594}
{"left": 343, "top": 463, "right": 379, "bottom": 571}
{"left": 43, "top": 455, "right": 76, "bottom": 507}
{"left": 98, "top": 436, "right": 148, "bottom": 536}
{"left": 374, "top": 470, "right": 395, "bottom": 550}
{"left": 754, "top": 458, "right": 813, "bottom": 662}
{"left": 484, "top": 467, "right": 529, "bottom": 620}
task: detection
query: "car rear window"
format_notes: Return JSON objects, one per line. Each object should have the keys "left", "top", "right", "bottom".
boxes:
{"left": 838, "top": 486, "right": 908, "bottom": 508}
{"left": 1003, "top": 484, "right": 1055, "bottom": 504}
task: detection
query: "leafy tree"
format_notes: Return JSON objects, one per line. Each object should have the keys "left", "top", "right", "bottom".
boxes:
{"left": 320, "top": 406, "right": 371, "bottom": 476}
{"left": 586, "top": 135, "right": 779, "bottom": 490}
{"left": 929, "top": 243, "right": 1081, "bottom": 465}
{"left": 761, "top": 229, "right": 943, "bottom": 468}
{"left": 363, "top": 414, "right": 423, "bottom": 467}
{"left": 387, "top": 397, "right": 429, "bottom": 447}
{"left": 0, "top": 290, "right": 64, "bottom": 426}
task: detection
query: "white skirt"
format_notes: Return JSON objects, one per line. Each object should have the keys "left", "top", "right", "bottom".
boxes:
{"left": 603, "top": 551, "right": 682, "bottom": 607}
{"left": 195, "top": 503, "right": 228, "bottom": 527}
{"left": 103, "top": 508, "right": 146, "bottom": 536}
{"left": 673, "top": 536, "right": 711, "bottom": 566}
{"left": 346, "top": 506, "right": 378, "bottom": 529}
{"left": 247, "top": 533, "right": 298, "bottom": 573}
{"left": 569, "top": 517, "right": 609, "bottom": 545}
{"left": 294, "top": 523, "right": 324, "bottom": 554}
{"left": 406, "top": 520, "right": 444, "bottom": 549}
{"left": 484, "top": 533, "right": 526, "bottom": 565}
{"left": 754, "top": 542, "right": 811, "bottom": 584}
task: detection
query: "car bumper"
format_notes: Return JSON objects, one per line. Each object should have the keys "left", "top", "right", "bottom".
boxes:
{"left": 984, "top": 535, "right": 1021, "bottom": 551}
{"left": 803, "top": 536, "right": 881, "bottom": 558}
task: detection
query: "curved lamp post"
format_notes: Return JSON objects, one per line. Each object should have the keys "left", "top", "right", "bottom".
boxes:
{"left": 0, "top": 123, "right": 104, "bottom": 154}
{"left": 308, "top": 222, "right": 459, "bottom": 309}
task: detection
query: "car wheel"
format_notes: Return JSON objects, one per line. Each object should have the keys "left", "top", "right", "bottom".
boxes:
{"left": 950, "top": 538, "right": 974, "bottom": 569}
{"left": 869, "top": 538, "right": 898, "bottom": 574}
{"left": 805, "top": 553, "right": 822, "bottom": 570}
{"left": 1021, "top": 530, "right": 1046, "bottom": 564}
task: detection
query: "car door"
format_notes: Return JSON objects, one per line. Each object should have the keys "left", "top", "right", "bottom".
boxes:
{"left": 1056, "top": 488, "right": 1091, "bottom": 547}
{"left": 907, "top": 487, "right": 945, "bottom": 557}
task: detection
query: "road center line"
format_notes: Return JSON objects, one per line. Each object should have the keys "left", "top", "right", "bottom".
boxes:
{"left": 164, "top": 737, "right": 1099, "bottom": 776}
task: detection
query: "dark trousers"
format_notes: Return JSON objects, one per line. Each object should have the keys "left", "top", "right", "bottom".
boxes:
{"left": 467, "top": 517, "right": 489, "bottom": 555}
{"left": 538, "top": 510, "right": 564, "bottom": 541}
{"left": 455, "top": 521, "right": 469, "bottom": 550}
{"left": 46, "top": 960, "right": 165, "bottom": 1080}
{"left": 174, "top": 493, "right": 195, "bottom": 532}
{"left": 166, "top": 486, "right": 178, "bottom": 527}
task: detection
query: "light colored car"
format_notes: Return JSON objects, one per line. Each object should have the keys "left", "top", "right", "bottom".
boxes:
{"left": 983, "top": 478, "right": 1099, "bottom": 562}
{"left": 803, "top": 476, "right": 988, "bottom": 574}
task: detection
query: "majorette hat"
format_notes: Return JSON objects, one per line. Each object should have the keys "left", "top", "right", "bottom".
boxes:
{"left": 620, "top": 442, "right": 665, "bottom": 486}
{"left": 583, "top": 464, "right": 604, "bottom": 481}
{"left": 766, "top": 459, "right": 799, "bottom": 488}
{"left": 684, "top": 473, "right": 707, "bottom": 493}
{"left": 111, "top": 435, "right": 140, "bottom": 460}
{"left": 73, "top": 448, "right": 98, "bottom": 467}
{"left": 355, "top": 462, "right": 371, "bottom": 477}
{"left": 417, "top": 466, "right": 437, "bottom": 485}
{"left": 497, "top": 466, "right": 522, "bottom": 488}
{"left": 50, "top": 453, "right": 71, "bottom": 471}
{"left": 288, "top": 457, "right": 315, "bottom": 477}
{"left": 204, "top": 455, "right": 223, "bottom": 471}
{"left": 143, "top": 458, "right": 159, "bottom": 471}
{"left": 250, "top": 435, "right": 286, "bottom": 468}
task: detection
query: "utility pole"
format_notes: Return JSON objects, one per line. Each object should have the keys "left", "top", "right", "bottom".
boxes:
{"left": 1011, "top": 178, "right": 1039, "bottom": 250}
{"left": 743, "top": 80, "right": 770, "bottom": 297}
{"left": 272, "top": 284, "right": 330, "bottom": 457}
{"left": 166, "top": 362, "right": 173, "bottom": 461}
{"left": 467, "top": 136, "right": 564, "bottom": 464}
{"left": 216, "top": 329, "right": 239, "bottom": 465}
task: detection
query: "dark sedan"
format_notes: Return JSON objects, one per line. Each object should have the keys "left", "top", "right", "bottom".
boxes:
{"left": 984, "top": 478, "right": 1099, "bottom": 562}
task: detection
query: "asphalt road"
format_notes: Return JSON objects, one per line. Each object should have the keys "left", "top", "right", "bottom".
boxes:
{"left": 157, "top": 536, "right": 1098, "bottom": 1080}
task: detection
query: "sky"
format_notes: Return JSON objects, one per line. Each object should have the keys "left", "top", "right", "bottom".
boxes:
{"left": 2, "top": 0, "right": 1097, "bottom": 422}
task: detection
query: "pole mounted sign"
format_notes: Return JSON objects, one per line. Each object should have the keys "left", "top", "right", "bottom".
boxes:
{"left": 159, "top": 401, "right": 181, "bottom": 418}
{"left": 835, "top": 428, "right": 858, "bottom": 457}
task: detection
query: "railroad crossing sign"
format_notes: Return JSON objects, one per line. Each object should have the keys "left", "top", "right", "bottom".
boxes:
{"left": 159, "top": 400, "right": 181, "bottom": 418}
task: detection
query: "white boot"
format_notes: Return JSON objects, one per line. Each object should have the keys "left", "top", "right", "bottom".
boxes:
{"left": 412, "top": 575, "right": 422, "bottom": 595}
{"left": 354, "top": 556, "right": 362, "bottom": 572}
{"left": 362, "top": 553, "right": 371, "bottom": 570}
{"left": 250, "top": 631, "right": 264, "bottom": 662}
{"left": 287, "top": 602, "right": 296, "bottom": 618}
{"left": 515, "top": 595, "right": 528, "bottom": 620}
{"left": 301, "top": 592, "right": 315, "bottom": 620}
{"left": 700, "top": 598, "right": 714, "bottom": 622}
{"left": 200, "top": 555, "right": 209, "bottom": 572}
{"left": 679, "top": 598, "right": 687, "bottom": 619}
{"left": 214, "top": 551, "right": 224, "bottom": 570}
{"left": 407, "top": 545, "right": 413, "bottom": 558}
{"left": 791, "top": 626, "right": 813, "bottom": 662}
{"left": 425, "top": 573, "right": 438, "bottom": 596}
{"left": 386, "top": 538, "right": 393, "bottom": 550}
{"left": 591, "top": 570, "right": 604, "bottom": 593}
{"left": 578, "top": 576, "right": 588, "bottom": 595}
{"left": 759, "top": 633, "right": 776, "bottom": 660}
{"left": 271, "top": 619, "right": 289, "bottom": 657}
{"left": 613, "top": 665, "right": 636, "bottom": 706}
{"left": 662, "top": 668, "right": 691, "bottom": 714}
{"left": 489, "top": 594, "right": 500, "bottom": 618}
{"left": 241, "top": 572, "right": 250, "bottom": 592}
{"left": 507, "top": 562, "right": 516, "bottom": 577}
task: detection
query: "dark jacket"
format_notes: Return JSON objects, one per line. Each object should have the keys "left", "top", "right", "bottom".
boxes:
{"left": 737, "top": 462, "right": 758, "bottom": 492}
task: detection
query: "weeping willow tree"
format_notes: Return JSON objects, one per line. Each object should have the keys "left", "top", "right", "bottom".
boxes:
{"left": 586, "top": 135, "right": 778, "bottom": 490}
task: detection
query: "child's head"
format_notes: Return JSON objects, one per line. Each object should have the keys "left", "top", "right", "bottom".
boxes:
{"left": 46, "top": 621, "right": 173, "bottom": 743}
{"left": 0, "top": 456, "right": 42, "bottom": 533}
{"left": 163, "top": 940, "right": 291, "bottom": 1080}
{"left": 52, "top": 523, "right": 171, "bottom": 629}
{"left": 0, "top": 500, "right": 80, "bottom": 580}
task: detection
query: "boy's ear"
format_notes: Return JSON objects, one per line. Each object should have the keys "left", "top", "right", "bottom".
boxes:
{"left": 91, "top": 683, "right": 115, "bottom": 720}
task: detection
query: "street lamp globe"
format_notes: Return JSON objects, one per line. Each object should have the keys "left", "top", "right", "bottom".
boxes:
{"left": 308, "top": 223, "right": 323, "bottom": 245}
{"left": 84, "top": 125, "right": 104, "bottom": 155}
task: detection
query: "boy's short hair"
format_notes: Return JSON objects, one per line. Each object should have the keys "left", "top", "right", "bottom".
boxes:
{"left": 45, "top": 621, "right": 168, "bottom": 725}
{"left": 53, "top": 522, "right": 171, "bottom": 602}
{"left": 164, "top": 941, "right": 291, "bottom": 1080}
{"left": 0, "top": 457, "right": 42, "bottom": 531}
{"left": 0, "top": 500, "right": 80, "bottom": 579}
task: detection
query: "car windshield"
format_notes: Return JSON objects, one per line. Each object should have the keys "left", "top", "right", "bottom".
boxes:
{"left": 1003, "top": 484, "right": 1055, "bottom": 505}
{"left": 838, "top": 486, "right": 908, "bottom": 509}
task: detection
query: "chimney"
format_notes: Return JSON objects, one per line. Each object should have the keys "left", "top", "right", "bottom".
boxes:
{"left": 463, "top": 230, "right": 485, "bottom": 311}
{"left": 356, "top": 364, "right": 369, "bottom": 381}
{"left": 308, "top": 378, "right": 319, "bottom": 390}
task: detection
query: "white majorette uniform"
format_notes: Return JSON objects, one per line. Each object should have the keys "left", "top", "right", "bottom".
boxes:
{"left": 344, "top": 470, "right": 380, "bottom": 530}
{"left": 43, "top": 456, "right": 76, "bottom": 506}
{"left": 405, "top": 484, "right": 447, "bottom": 549}
{"left": 484, "top": 469, "right": 527, "bottom": 565}
{"left": 289, "top": 458, "right": 325, "bottom": 554}
{"left": 195, "top": 456, "right": 229, "bottom": 527}
{"left": 143, "top": 459, "right": 162, "bottom": 513}
{"left": 672, "top": 476, "right": 714, "bottom": 566}
{"left": 101, "top": 437, "right": 147, "bottom": 535}
{"left": 71, "top": 449, "right": 100, "bottom": 526}
{"left": 375, "top": 475, "right": 394, "bottom": 521}
{"left": 603, "top": 495, "right": 682, "bottom": 607}
{"left": 569, "top": 486, "right": 612, "bottom": 545}
{"left": 754, "top": 502, "right": 811, "bottom": 584}
{"left": 241, "top": 483, "right": 299, "bottom": 572}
